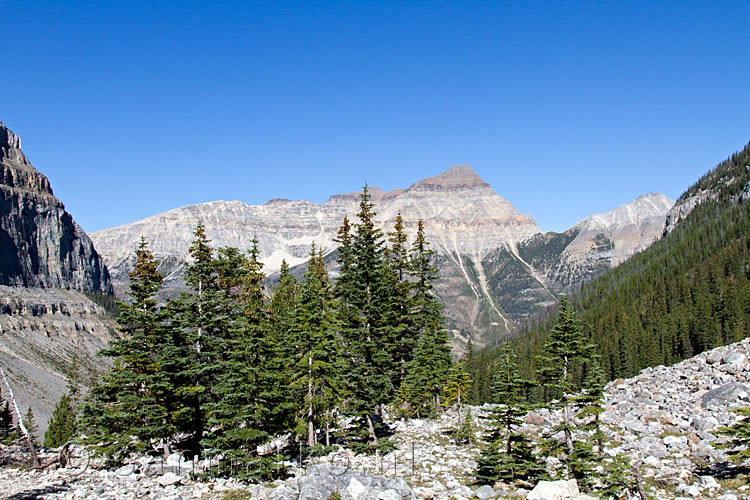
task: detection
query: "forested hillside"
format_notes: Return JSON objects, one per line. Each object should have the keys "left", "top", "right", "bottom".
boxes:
{"left": 466, "top": 141, "right": 750, "bottom": 403}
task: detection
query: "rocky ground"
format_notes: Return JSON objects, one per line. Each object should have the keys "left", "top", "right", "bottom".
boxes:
{"left": 3, "top": 339, "right": 750, "bottom": 499}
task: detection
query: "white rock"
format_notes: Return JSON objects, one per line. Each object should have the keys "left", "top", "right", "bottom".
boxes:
{"left": 347, "top": 477, "right": 367, "bottom": 500}
{"left": 157, "top": 472, "right": 183, "bottom": 487}
{"left": 526, "top": 479, "right": 579, "bottom": 500}
{"left": 474, "top": 484, "right": 495, "bottom": 499}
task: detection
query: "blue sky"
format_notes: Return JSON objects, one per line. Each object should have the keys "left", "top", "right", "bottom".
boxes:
{"left": 2, "top": 1, "right": 749, "bottom": 233}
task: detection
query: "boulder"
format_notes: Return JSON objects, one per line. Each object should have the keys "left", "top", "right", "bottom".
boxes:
{"left": 474, "top": 484, "right": 495, "bottom": 499}
{"left": 701, "top": 382, "right": 749, "bottom": 408}
{"left": 527, "top": 479, "right": 579, "bottom": 500}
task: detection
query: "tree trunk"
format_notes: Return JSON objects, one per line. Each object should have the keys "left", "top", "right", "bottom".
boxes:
{"left": 307, "top": 354, "right": 315, "bottom": 447}
{"left": 563, "top": 405, "right": 575, "bottom": 456}
{"left": 0, "top": 368, "right": 39, "bottom": 467}
{"left": 325, "top": 412, "right": 331, "bottom": 447}
{"left": 366, "top": 414, "right": 378, "bottom": 446}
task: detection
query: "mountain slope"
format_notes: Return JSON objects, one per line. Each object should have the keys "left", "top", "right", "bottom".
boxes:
{"left": 92, "top": 166, "right": 672, "bottom": 352}
{"left": 0, "top": 122, "right": 117, "bottom": 434}
{"left": 466, "top": 140, "right": 750, "bottom": 403}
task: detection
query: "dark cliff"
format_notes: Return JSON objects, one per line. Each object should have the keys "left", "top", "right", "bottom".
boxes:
{"left": 0, "top": 122, "right": 112, "bottom": 294}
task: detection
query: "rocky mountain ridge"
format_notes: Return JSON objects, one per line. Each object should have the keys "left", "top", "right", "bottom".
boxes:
{"left": 0, "top": 122, "right": 112, "bottom": 293}
{"left": 91, "top": 167, "right": 673, "bottom": 351}
{"left": 0, "top": 122, "right": 118, "bottom": 435}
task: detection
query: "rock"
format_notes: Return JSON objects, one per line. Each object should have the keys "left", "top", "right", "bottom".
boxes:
{"left": 698, "top": 475, "right": 720, "bottom": 489}
{"left": 722, "top": 351, "right": 746, "bottom": 365}
{"left": 525, "top": 412, "right": 546, "bottom": 426}
{"left": 474, "top": 484, "right": 495, "bottom": 499}
{"left": 377, "top": 489, "right": 401, "bottom": 500}
{"left": 675, "top": 484, "right": 701, "bottom": 497}
{"left": 701, "top": 383, "right": 750, "bottom": 408}
{"left": 157, "top": 473, "right": 183, "bottom": 487}
{"left": 526, "top": 479, "right": 579, "bottom": 500}
{"left": 348, "top": 477, "right": 368, "bottom": 500}
{"left": 707, "top": 350, "right": 724, "bottom": 364}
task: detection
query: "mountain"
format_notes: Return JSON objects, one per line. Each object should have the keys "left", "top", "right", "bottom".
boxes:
{"left": 0, "top": 122, "right": 111, "bottom": 293}
{"left": 0, "top": 122, "right": 117, "bottom": 434}
{"left": 467, "top": 140, "right": 750, "bottom": 404}
{"left": 92, "top": 165, "right": 672, "bottom": 352}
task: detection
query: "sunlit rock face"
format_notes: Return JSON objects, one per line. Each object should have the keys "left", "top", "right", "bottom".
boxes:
{"left": 92, "top": 165, "right": 672, "bottom": 353}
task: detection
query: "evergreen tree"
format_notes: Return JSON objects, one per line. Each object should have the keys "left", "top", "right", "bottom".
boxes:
{"left": 337, "top": 186, "right": 393, "bottom": 446}
{"left": 81, "top": 237, "right": 175, "bottom": 458}
{"left": 202, "top": 240, "right": 284, "bottom": 479}
{"left": 291, "top": 245, "right": 343, "bottom": 447}
{"left": 44, "top": 393, "right": 77, "bottom": 448}
{"left": 23, "top": 407, "right": 38, "bottom": 447}
{"left": 401, "top": 221, "right": 452, "bottom": 416}
{"left": 536, "top": 297, "right": 593, "bottom": 458}
{"left": 0, "top": 391, "right": 15, "bottom": 443}
{"left": 443, "top": 363, "right": 472, "bottom": 410}
{"left": 384, "top": 213, "right": 415, "bottom": 385}
{"left": 475, "top": 342, "right": 544, "bottom": 485}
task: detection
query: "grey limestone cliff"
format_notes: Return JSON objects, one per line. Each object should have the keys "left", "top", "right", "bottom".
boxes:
{"left": 0, "top": 122, "right": 112, "bottom": 294}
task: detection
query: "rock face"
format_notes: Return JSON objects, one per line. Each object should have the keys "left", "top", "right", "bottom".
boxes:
{"left": 0, "top": 286, "right": 117, "bottom": 435}
{"left": 0, "top": 122, "right": 111, "bottom": 294}
{"left": 91, "top": 165, "right": 672, "bottom": 352}
{"left": 0, "top": 122, "right": 117, "bottom": 435}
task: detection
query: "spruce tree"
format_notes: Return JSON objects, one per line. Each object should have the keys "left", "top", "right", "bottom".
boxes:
{"left": 475, "top": 342, "right": 544, "bottom": 485}
{"left": 291, "top": 245, "right": 343, "bottom": 448}
{"left": 401, "top": 221, "right": 452, "bottom": 416}
{"left": 81, "top": 237, "right": 175, "bottom": 458}
{"left": 44, "top": 393, "right": 77, "bottom": 448}
{"left": 337, "top": 186, "right": 393, "bottom": 447}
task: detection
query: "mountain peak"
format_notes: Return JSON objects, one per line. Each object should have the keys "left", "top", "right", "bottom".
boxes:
{"left": 410, "top": 164, "right": 489, "bottom": 191}
{"left": 0, "top": 122, "right": 28, "bottom": 165}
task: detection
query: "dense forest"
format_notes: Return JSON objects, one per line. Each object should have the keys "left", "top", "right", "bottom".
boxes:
{"left": 466, "top": 141, "right": 750, "bottom": 403}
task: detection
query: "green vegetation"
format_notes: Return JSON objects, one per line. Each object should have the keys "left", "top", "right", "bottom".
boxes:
{"left": 80, "top": 187, "right": 455, "bottom": 475}
{"left": 44, "top": 392, "right": 77, "bottom": 448}
{"left": 467, "top": 140, "right": 750, "bottom": 402}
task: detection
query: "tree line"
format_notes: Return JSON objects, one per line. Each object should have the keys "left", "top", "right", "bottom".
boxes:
{"left": 466, "top": 140, "right": 750, "bottom": 404}
{"left": 76, "top": 187, "right": 455, "bottom": 478}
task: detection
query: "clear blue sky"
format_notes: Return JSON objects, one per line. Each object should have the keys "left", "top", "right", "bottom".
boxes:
{"left": 2, "top": 1, "right": 749, "bottom": 233}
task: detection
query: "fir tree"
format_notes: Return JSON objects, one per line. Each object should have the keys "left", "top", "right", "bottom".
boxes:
{"left": 384, "top": 213, "right": 415, "bottom": 385}
{"left": 0, "top": 392, "right": 15, "bottom": 443}
{"left": 337, "top": 186, "right": 393, "bottom": 446}
{"left": 202, "top": 240, "right": 284, "bottom": 479}
{"left": 44, "top": 393, "right": 77, "bottom": 448}
{"left": 475, "top": 342, "right": 544, "bottom": 485}
{"left": 536, "top": 297, "right": 593, "bottom": 458}
{"left": 81, "top": 237, "right": 176, "bottom": 458}
{"left": 291, "top": 245, "right": 343, "bottom": 448}
{"left": 23, "top": 407, "right": 38, "bottom": 447}
{"left": 443, "top": 363, "right": 472, "bottom": 410}
{"left": 401, "top": 221, "right": 452, "bottom": 416}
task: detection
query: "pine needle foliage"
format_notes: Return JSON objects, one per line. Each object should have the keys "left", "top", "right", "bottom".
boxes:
{"left": 44, "top": 393, "right": 77, "bottom": 448}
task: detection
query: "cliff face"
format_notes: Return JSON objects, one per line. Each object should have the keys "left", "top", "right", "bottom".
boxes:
{"left": 92, "top": 165, "right": 673, "bottom": 352}
{"left": 0, "top": 122, "right": 112, "bottom": 294}
{"left": 0, "top": 122, "right": 117, "bottom": 435}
